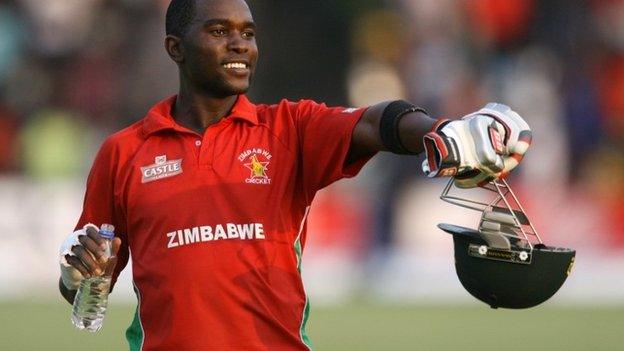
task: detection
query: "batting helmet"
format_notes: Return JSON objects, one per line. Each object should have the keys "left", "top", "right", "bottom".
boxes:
{"left": 439, "top": 179, "right": 576, "bottom": 309}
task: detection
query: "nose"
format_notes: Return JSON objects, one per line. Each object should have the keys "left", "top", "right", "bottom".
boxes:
{"left": 227, "top": 33, "right": 249, "bottom": 54}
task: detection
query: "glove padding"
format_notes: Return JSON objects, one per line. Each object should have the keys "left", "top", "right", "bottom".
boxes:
{"left": 59, "top": 223, "right": 99, "bottom": 290}
{"left": 422, "top": 103, "right": 531, "bottom": 188}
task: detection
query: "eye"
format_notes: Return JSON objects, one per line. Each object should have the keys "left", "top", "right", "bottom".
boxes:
{"left": 242, "top": 30, "right": 256, "bottom": 39}
{"left": 210, "top": 28, "right": 227, "bottom": 36}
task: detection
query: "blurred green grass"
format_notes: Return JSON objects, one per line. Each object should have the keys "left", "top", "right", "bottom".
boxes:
{"left": 1, "top": 300, "right": 622, "bottom": 351}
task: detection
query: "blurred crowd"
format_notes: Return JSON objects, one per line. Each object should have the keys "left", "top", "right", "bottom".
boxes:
{"left": 348, "top": 0, "right": 624, "bottom": 251}
{"left": 0, "top": 0, "right": 622, "bottom": 250}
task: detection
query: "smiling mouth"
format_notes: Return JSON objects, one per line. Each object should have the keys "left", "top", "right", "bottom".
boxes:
{"left": 222, "top": 62, "right": 249, "bottom": 70}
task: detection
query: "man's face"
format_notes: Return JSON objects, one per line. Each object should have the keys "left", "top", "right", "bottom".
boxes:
{"left": 181, "top": 0, "right": 258, "bottom": 97}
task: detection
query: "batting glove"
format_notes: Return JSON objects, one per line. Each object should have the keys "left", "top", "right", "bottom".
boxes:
{"left": 422, "top": 103, "right": 532, "bottom": 188}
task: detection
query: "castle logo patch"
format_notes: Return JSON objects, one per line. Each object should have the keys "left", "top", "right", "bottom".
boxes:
{"left": 141, "top": 155, "right": 183, "bottom": 183}
{"left": 238, "top": 148, "right": 272, "bottom": 185}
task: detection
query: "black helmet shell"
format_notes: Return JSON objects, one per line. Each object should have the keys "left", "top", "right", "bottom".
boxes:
{"left": 439, "top": 223, "right": 576, "bottom": 309}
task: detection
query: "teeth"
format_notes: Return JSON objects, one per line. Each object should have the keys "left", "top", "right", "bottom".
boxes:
{"left": 223, "top": 63, "right": 247, "bottom": 69}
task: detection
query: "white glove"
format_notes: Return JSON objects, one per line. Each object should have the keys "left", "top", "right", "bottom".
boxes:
{"left": 422, "top": 103, "right": 531, "bottom": 188}
{"left": 59, "top": 223, "right": 99, "bottom": 290}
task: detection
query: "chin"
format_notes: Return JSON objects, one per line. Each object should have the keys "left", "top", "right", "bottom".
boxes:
{"left": 229, "top": 83, "right": 250, "bottom": 94}
{"left": 221, "top": 81, "right": 251, "bottom": 96}
{"left": 204, "top": 77, "right": 251, "bottom": 97}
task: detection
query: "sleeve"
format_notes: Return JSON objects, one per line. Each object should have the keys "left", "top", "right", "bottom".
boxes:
{"left": 74, "top": 137, "right": 129, "bottom": 290}
{"left": 293, "top": 100, "right": 376, "bottom": 200}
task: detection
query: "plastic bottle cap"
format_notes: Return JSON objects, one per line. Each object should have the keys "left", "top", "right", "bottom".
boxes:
{"left": 99, "top": 224, "right": 115, "bottom": 239}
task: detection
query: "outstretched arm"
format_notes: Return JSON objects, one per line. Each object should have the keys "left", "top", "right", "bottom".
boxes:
{"left": 347, "top": 101, "right": 436, "bottom": 164}
{"left": 348, "top": 101, "right": 532, "bottom": 188}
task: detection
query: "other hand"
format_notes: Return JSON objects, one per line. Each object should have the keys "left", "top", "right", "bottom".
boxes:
{"left": 422, "top": 103, "right": 531, "bottom": 188}
{"left": 59, "top": 224, "right": 122, "bottom": 290}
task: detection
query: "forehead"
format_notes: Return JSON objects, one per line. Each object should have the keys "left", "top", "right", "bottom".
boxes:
{"left": 194, "top": 0, "right": 253, "bottom": 22}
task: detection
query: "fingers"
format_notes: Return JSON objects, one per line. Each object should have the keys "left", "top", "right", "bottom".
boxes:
{"left": 78, "top": 234, "right": 108, "bottom": 265}
{"left": 499, "top": 106, "right": 530, "bottom": 132}
{"left": 509, "top": 130, "right": 532, "bottom": 156}
{"left": 64, "top": 255, "right": 91, "bottom": 279}
{"left": 498, "top": 152, "right": 526, "bottom": 178}
{"left": 71, "top": 245, "right": 104, "bottom": 276}
{"left": 481, "top": 103, "right": 530, "bottom": 133}
{"left": 103, "top": 238, "right": 122, "bottom": 277}
{"left": 63, "top": 237, "right": 122, "bottom": 283}
{"left": 111, "top": 237, "right": 122, "bottom": 257}
{"left": 449, "top": 104, "right": 531, "bottom": 187}
{"left": 104, "top": 255, "right": 118, "bottom": 277}
{"left": 86, "top": 225, "right": 107, "bottom": 250}
{"left": 469, "top": 117, "right": 504, "bottom": 173}
{"left": 478, "top": 104, "right": 531, "bottom": 157}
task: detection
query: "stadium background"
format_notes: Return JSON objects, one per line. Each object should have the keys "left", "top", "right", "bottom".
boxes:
{"left": 0, "top": 0, "right": 623, "bottom": 350}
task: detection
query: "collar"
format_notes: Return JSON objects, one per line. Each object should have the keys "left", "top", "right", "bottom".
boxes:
{"left": 142, "top": 95, "right": 259, "bottom": 136}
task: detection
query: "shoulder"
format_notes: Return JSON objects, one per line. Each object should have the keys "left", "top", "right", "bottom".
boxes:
{"left": 93, "top": 119, "right": 148, "bottom": 169}
{"left": 99, "top": 121, "right": 144, "bottom": 155}
{"left": 255, "top": 99, "right": 324, "bottom": 125}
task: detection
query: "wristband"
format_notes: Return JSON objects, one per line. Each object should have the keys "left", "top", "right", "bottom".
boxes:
{"left": 379, "top": 100, "right": 428, "bottom": 154}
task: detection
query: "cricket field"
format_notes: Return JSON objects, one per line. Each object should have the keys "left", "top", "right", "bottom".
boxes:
{"left": 1, "top": 300, "right": 622, "bottom": 351}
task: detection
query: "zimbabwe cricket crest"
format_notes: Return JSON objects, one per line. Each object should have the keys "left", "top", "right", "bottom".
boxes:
{"left": 238, "top": 148, "right": 272, "bottom": 185}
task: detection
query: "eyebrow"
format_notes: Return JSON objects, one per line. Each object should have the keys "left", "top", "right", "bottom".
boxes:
{"left": 203, "top": 18, "right": 256, "bottom": 29}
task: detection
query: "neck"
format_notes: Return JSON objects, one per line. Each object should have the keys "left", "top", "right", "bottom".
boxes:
{"left": 172, "top": 80, "right": 238, "bottom": 135}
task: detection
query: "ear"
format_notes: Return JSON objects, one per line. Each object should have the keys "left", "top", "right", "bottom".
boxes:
{"left": 165, "top": 35, "right": 184, "bottom": 63}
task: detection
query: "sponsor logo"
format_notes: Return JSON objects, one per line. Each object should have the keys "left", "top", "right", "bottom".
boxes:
{"left": 238, "top": 148, "right": 272, "bottom": 185}
{"left": 141, "top": 155, "right": 183, "bottom": 183}
{"left": 489, "top": 126, "right": 504, "bottom": 154}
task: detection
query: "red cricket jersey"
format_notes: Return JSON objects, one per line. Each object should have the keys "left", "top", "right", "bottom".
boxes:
{"left": 74, "top": 95, "right": 373, "bottom": 351}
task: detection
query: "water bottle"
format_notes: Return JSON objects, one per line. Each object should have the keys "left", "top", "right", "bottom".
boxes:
{"left": 71, "top": 224, "right": 115, "bottom": 332}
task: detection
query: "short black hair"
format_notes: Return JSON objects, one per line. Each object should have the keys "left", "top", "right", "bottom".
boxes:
{"left": 166, "top": 0, "right": 197, "bottom": 37}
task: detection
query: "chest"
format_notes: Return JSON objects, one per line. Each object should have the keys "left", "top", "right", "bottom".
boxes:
{"left": 122, "top": 123, "right": 298, "bottom": 232}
